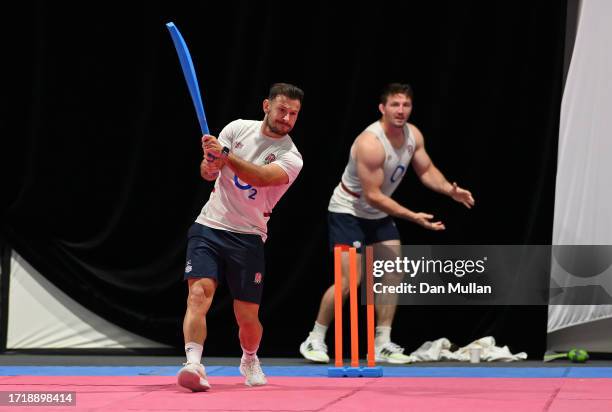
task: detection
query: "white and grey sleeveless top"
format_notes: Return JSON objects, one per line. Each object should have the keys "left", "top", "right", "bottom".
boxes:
{"left": 328, "top": 121, "right": 416, "bottom": 219}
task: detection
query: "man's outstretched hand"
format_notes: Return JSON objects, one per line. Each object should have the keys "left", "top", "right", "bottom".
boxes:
{"left": 412, "top": 212, "right": 446, "bottom": 231}
{"left": 450, "top": 182, "right": 475, "bottom": 209}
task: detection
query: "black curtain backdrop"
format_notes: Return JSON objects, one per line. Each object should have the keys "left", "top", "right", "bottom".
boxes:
{"left": 1, "top": 1, "right": 566, "bottom": 357}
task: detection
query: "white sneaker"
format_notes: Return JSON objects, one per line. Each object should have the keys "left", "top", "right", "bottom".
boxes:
{"left": 375, "top": 341, "right": 412, "bottom": 364}
{"left": 299, "top": 333, "right": 330, "bottom": 363}
{"left": 239, "top": 356, "right": 267, "bottom": 387}
{"left": 177, "top": 362, "right": 211, "bottom": 391}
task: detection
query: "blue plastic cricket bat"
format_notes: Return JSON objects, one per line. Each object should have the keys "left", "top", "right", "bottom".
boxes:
{"left": 166, "top": 22, "right": 209, "bottom": 136}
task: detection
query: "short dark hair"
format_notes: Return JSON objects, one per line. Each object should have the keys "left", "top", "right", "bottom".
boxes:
{"left": 380, "top": 83, "right": 413, "bottom": 104}
{"left": 268, "top": 83, "right": 304, "bottom": 103}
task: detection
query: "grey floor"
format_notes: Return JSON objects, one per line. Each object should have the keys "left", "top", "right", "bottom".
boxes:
{"left": 0, "top": 353, "right": 610, "bottom": 367}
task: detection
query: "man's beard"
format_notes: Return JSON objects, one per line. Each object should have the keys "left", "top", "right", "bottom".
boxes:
{"left": 266, "top": 117, "right": 291, "bottom": 136}
{"left": 391, "top": 117, "right": 407, "bottom": 128}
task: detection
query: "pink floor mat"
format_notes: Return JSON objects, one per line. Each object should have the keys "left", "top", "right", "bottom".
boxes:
{"left": 1, "top": 376, "right": 611, "bottom": 411}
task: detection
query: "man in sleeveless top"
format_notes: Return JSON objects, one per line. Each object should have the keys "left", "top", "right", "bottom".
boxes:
{"left": 178, "top": 83, "right": 304, "bottom": 391}
{"left": 300, "top": 83, "right": 474, "bottom": 364}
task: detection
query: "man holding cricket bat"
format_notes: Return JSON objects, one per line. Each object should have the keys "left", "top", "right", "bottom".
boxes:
{"left": 178, "top": 83, "right": 304, "bottom": 391}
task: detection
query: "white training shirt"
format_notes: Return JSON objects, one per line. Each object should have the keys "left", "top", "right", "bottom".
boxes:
{"left": 196, "top": 119, "right": 303, "bottom": 241}
{"left": 328, "top": 121, "right": 415, "bottom": 219}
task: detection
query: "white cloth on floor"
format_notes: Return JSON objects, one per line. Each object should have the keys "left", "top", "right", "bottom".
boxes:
{"left": 407, "top": 336, "right": 527, "bottom": 363}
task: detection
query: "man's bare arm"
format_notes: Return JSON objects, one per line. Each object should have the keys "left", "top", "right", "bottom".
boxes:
{"left": 225, "top": 153, "right": 289, "bottom": 186}
{"left": 356, "top": 132, "right": 445, "bottom": 230}
{"left": 410, "top": 125, "right": 474, "bottom": 208}
{"left": 203, "top": 135, "right": 289, "bottom": 187}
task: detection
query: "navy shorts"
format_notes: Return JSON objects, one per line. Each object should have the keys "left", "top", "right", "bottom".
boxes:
{"left": 328, "top": 212, "right": 400, "bottom": 252}
{"left": 185, "top": 223, "right": 265, "bottom": 304}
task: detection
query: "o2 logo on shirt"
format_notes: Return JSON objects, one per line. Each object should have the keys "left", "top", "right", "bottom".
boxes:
{"left": 390, "top": 165, "right": 406, "bottom": 183}
{"left": 234, "top": 175, "right": 258, "bottom": 200}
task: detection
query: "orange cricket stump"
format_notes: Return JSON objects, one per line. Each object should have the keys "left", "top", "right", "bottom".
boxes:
{"left": 328, "top": 246, "right": 383, "bottom": 378}
{"left": 333, "top": 246, "right": 343, "bottom": 368}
